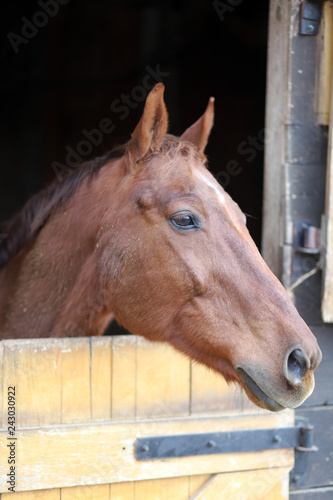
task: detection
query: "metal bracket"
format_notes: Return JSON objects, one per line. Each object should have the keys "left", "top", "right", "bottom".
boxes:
{"left": 300, "top": 0, "right": 322, "bottom": 35}
{"left": 135, "top": 419, "right": 317, "bottom": 460}
{"left": 294, "top": 222, "right": 321, "bottom": 256}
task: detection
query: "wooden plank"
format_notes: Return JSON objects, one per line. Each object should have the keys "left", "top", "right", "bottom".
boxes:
{"left": 110, "top": 481, "right": 134, "bottom": 500}
{"left": 262, "top": 0, "right": 290, "bottom": 274}
{"left": 189, "top": 467, "right": 290, "bottom": 500}
{"left": 134, "top": 476, "right": 189, "bottom": 500}
{"left": 0, "top": 412, "right": 294, "bottom": 492}
{"left": 321, "top": 43, "right": 333, "bottom": 321}
{"left": 1, "top": 339, "right": 63, "bottom": 427}
{"left": 189, "top": 475, "right": 211, "bottom": 496}
{"left": 136, "top": 337, "right": 190, "bottom": 418}
{"left": 316, "top": 1, "right": 333, "bottom": 125}
{"left": 61, "top": 338, "right": 91, "bottom": 423}
{"left": 91, "top": 337, "right": 112, "bottom": 421}
{"left": 1, "top": 489, "right": 60, "bottom": 499}
{"left": 191, "top": 362, "right": 242, "bottom": 414}
{"left": 61, "top": 484, "right": 110, "bottom": 500}
{"left": 111, "top": 336, "right": 136, "bottom": 420}
{"left": 0, "top": 342, "right": 3, "bottom": 428}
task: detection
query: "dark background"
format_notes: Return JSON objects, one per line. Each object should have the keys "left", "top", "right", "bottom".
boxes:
{"left": 1, "top": 0, "right": 268, "bottom": 247}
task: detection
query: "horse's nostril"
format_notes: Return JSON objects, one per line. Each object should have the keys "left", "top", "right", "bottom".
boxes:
{"left": 286, "top": 348, "right": 308, "bottom": 384}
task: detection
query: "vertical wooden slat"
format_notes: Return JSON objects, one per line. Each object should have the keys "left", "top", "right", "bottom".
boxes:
{"left": 61, "top": 484, "right": 110, "bottom": 500}
{"left": 134, "top": 476, "right": 189, "bottom": 500}
{"left": 1, "top": 489, "right": 60, "bottom": 500}
{"left": 316, "top": 1, "right": 333, "bottom": 125}
{"left": 262, "top": 0, "right": 290, "bottom": 274}
{"left": 191, "top": 363, "right": 242, "bottom": 414}
{"left": 61, "top": 338, "right": 91, "bottom": 423}
{"left": 1, "top": 339, "right": 63, "bottom": 427}
{"left": 110, "top": 481, "right": 135, "bottom": 500}
{"left": 136, "top": 337, "right": 191, "bottom": 418}
{"left": 111, "top": 336, "right": 137, "bottom": 420}
{"left": 0, "top": 342, "right": 4, "bottom": 428}
{"left": 91, "top": 337, "right": 112, "bottom": 421}
{"left": 321, "top": 43, "right": 333, "bottom": 321}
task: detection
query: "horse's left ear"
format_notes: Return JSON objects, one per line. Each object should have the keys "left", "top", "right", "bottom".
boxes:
{"left": 180, "top": 97, "right": 214, "bottom": 153}
{"left": 127, "top": 83, "right": 168, "bottom": 165}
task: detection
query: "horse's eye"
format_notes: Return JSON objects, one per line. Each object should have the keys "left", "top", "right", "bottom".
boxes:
{"left": 170, "top": 213, "right": 200, "bottom": 230}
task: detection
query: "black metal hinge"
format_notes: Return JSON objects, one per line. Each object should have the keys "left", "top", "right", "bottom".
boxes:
{"left": 135, "top": 419, "right": 317, "bottom": 461}
{"left": 300, "top": 0, "right": 322, "bottom": 35}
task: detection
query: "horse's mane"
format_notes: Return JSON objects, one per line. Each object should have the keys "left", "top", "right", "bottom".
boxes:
{"left": 0, "top": 145, "right": 127, "bottom": 270}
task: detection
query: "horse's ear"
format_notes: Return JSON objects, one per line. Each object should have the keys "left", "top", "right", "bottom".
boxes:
{"left": 180, "top": 97, "right": 214, "bottom": 153}
{"left": 127, "top": 83, "right": 168, "bottom": 165}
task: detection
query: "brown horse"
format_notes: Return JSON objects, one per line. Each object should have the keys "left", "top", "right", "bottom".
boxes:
{"left": 0, "top": 84, "right": 321, "bottom": 411}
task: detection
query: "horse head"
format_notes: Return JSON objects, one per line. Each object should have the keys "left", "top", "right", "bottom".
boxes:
{"left": 97, "top": 84, "right": 322, "bottom": 412}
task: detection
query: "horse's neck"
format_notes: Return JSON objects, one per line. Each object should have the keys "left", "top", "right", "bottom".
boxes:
{"left": 0, "top": 162, "right": 121, "bottom": 338}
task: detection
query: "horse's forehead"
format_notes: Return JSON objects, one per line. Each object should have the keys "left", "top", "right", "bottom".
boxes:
{"left": 193, "top": 169, "right": 226, "bottom": 206}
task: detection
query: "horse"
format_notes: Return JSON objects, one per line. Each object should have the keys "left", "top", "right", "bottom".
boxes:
{"left": 0, "top": 83, "right": 322, "bottom": 412}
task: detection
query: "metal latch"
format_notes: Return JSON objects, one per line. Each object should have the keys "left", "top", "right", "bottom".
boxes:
{"left": 135, "top": 419, "right": 317, "bottom": 460}
{"left": 294, "top": 222, "right": 321, "bottom": 255}
{"left": 300, "top": 0, "right": 322, "bottom": 35}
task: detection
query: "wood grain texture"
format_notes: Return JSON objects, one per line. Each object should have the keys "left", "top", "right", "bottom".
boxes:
{"left": 189, "top": 475, "right": 212, "bottom": 496}
{"left": 0, "top": 413, "right": 294, "bottom": 493}
{"left": 136, "top": 337, "right": 190, "bottom": 418}
{"left": 61, "top": 484, "right": 110, "bottom": 499}
{"left": 61, "top": 338, "right": 91, "bottom": 424}
{"left": 134, "top": 476, "right": 189, "bottom": 500}
{"left": 189, "top": 467, "right": 291, "bottom": 500}
{"left": 111, "top": 336, "right": 136, "bottom": 420}
{"left": 110, "top": 481, "right": 134, "bottom": 500}
{"left": 1, "top": 489, "right": 60, "bottom": 499}
{"left": 91, "top": 337, "right": 112, "bottom": 421}
{"left": 1, "top": 339, "right": 63, "bottom": 427}
{"left": 322, "top": 53, "right": 333, "bottom": 322}
{"left": 316, "top": 1, "right": 333, "bottom": 125}
{"left": 262, "top": 0, "right": 290, "bottom": 274}
{"left": 191, "top": 362, "right": 242, "bottom": 414}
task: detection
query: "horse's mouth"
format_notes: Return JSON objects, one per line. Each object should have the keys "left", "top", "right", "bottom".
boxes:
{"left": 237, "top": 368, "right": 285, "bottom": 412}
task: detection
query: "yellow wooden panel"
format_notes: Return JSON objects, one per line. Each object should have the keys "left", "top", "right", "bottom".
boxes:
{"left": 0, "top": 342, "right": 3, "bottom": 428}
{"left": 316, "top": 1, "right": 333, "bottom": 125}
{"left": 191, "top": 362, "right": 242, "bottom": 414}
{"left": 61, "top": 338, "right": 91, "bottom": 423}
{"left": 61, "top": 484, "right": 110, "bottom": 500}
{"left": 110, "top": 481, "right": 134, "bottom": 500}
{"left": 1, "top": 339, "right": 63, "bottom": 426}
{"left": 322, "top": 15, "right": 333, "bottom": 321}
{"left": 1, "top": 489, "right": 60, "bottom": 499}
{"left": 91, "top": 337, "right": 112, "bottom": 421}
{"left": 111, "top": 336, "right": 136, "bottom": 420}
{"left": 0, "top": 412, "right": 294, "bottom": 492}
{"left": 136, "top": 337, "right": 190, "bottom": 418}
{"left": 135, "top": 476, "right": 189, "bottom": 500}
{"left": 189, "top": 475, "right": 211, "bottom": 495}
{"left": 189, "top": 467, "right": 290, "bottom": 500}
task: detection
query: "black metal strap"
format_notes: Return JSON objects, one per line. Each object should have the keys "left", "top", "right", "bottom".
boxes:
{"left": 136, "top": 419, "right": 317, "bottom": 461}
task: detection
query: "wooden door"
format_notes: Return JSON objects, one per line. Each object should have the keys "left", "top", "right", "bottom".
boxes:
{"left": 0, "top": 336, "right": 293, "bottom": 499}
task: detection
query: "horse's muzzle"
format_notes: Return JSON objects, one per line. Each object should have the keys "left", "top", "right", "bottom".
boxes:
{"left": 237, "top": 368, "right": 286, "bottom": 412}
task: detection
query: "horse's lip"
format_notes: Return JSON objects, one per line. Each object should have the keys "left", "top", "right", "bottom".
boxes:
{"left": 237, "top": 368, "right": 285, "bottom": 412}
